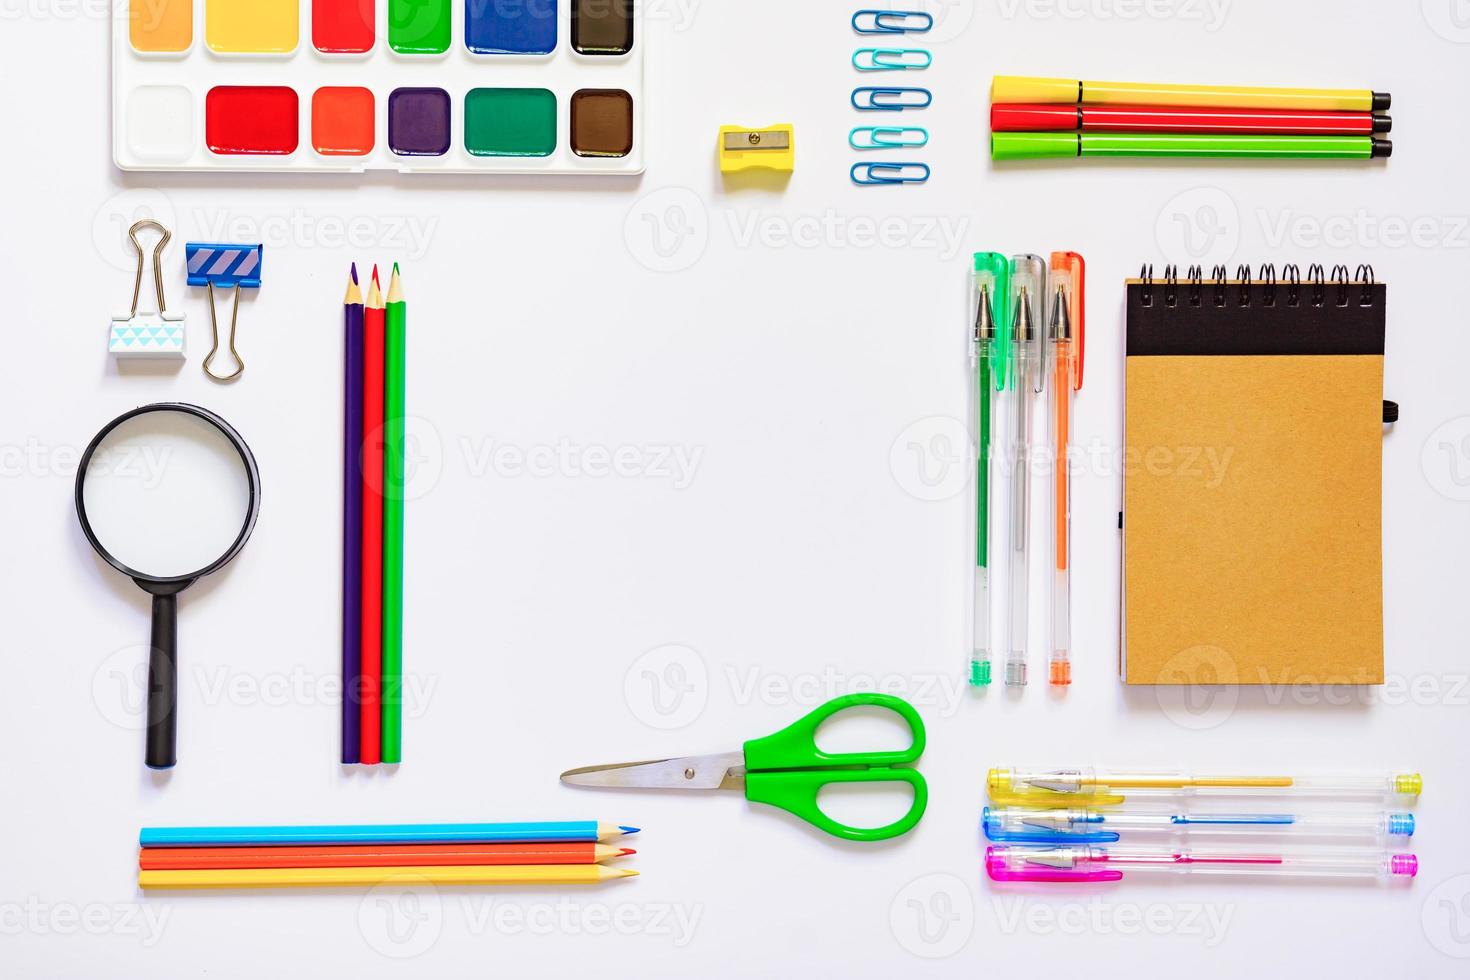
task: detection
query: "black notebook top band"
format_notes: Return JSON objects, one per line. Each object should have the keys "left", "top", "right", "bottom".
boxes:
{"left": 1127, "top": 280, "right": 1386, "bottom": 357}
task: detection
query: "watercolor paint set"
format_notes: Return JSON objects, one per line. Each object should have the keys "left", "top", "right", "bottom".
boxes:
{"left": 112, "top": 0, "right": 644, "bottom": 174}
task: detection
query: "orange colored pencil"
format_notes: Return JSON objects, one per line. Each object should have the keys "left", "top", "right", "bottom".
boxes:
{"left": 140, "top": 842, "right": 634, "bottom": 871}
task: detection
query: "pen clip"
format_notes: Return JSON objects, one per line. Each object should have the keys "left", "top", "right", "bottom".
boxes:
{"left": 1050, "top": 251, "right": 1086, "bottom": 390}
{"left": 987, "top": 788, "right": 1128, "bottom": 807}
{"left": 985, "top": 847, "right": 1123, "bottom": 883}
{"left": 1009, "top": 254, "right": 1048, "bottom": 394}
{"left": 973, "top": 253, "right": 1011, "bottom": 391}
{"left": 981, "top": 808, "right": 1120, "bottom": 844}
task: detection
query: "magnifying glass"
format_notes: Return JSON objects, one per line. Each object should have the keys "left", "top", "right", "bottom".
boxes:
{"left": 75, "top": 403, "right": 261, "bottom": 770}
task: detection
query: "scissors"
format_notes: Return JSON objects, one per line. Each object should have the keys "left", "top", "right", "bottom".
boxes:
{"left": 560, "top": 693, "right": 927, "bottom": 842}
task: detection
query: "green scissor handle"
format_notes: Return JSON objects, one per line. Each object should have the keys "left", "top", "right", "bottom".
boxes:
{"left": 741, "top": 693, "right": 928, "bottom": 842}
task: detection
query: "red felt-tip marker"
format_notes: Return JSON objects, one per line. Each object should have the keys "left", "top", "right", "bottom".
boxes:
{"left": 991, "top": 103, "right": 1390, "bottom": 136}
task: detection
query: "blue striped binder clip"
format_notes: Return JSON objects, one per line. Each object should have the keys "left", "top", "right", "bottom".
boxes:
{"left": 186, "top": 242, "right": 262, "bottom": 382}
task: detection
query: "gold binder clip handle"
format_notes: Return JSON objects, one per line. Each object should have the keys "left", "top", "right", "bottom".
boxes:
{"left": 128, "top": 220, "right": 172, "bottom": 317}
{"left": 202, "top": 282, "right": 245, "bottom": 383}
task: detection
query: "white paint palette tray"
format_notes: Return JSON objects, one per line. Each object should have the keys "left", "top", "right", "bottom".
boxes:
{"left": 112, "top": 0, "right": 645, "bottom": 174}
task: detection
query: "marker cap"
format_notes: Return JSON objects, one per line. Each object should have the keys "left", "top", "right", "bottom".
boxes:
{"left": 991, "top": 76, "right": 1080, "bottom": 104}
{"left": 991, "top": 132, "right": 1079, "bottom": 161}
{"left": 990, "top": 103, "right": 1080, "bottom": 132}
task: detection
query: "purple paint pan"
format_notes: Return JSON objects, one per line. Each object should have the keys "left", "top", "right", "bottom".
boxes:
{"left": 388, "top": 88, "right": 451, "bottom": 157}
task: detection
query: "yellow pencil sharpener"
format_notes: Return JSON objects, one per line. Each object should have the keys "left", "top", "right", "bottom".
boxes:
{"left": 719, "top": 125, "right": 795, "bottom": 174}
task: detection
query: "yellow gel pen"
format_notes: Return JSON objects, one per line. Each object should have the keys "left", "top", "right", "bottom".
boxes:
{"left": 988, "top": 767, "right": 1424, "bottom": 807}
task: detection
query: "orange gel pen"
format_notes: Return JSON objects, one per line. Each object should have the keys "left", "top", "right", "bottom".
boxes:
{"left": 1047, "top": 253, "right": 1084, "bottom": 686}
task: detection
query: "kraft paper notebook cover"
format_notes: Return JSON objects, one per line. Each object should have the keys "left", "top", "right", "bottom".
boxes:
{"left": 1122, "top": 264, "right": 1390, "bottom": 686}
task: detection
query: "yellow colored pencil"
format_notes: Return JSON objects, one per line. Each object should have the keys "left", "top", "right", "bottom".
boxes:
{"left": 140, "top": 864, "right": 639, "bottom": 889}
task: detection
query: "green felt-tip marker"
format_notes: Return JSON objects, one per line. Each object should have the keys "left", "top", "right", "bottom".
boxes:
{"left": 992, "top": 132, "right": 1392, "bottom": 161}
{"left": 381, "top": 264, "right": 407, "bottom": 764}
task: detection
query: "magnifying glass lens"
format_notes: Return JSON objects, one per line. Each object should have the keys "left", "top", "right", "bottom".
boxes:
{"left": 81, "top": 412, "right": 252, "bottom": 579}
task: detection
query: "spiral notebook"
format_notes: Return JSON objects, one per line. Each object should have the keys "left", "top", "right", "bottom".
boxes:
{"left": 1122, "top": 264, "right": 1390, "bottom": 686}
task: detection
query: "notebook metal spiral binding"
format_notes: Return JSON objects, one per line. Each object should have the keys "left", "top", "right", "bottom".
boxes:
{"left": 1139, "top": 263, "right": 1378, "bottom": 309}
{"left": 1138, "top": 263, "right": 1395, "bottom": 422}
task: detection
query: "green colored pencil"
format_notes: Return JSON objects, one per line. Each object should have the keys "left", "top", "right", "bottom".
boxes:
{"left": 992, "top": 132, "right": 1392, "bottom": 161}
{"left": 382, "top": 264, "right": 407, "bottom": 763}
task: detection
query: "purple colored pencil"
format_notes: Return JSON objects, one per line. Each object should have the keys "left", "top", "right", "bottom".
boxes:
{"left": 342, "top": 265, "right": 365, "bottom": 765}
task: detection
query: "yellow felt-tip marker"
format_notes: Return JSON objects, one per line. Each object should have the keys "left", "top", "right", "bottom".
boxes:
{"left": 991, "top": 76, "right": 1388, "bottom": 113}
{"left": 139, "top": 865, "right": 640, "bottom": 888}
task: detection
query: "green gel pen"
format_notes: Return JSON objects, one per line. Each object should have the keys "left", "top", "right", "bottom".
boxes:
{"left": 971, "top": 254, "right": 1011, "bottom": 686}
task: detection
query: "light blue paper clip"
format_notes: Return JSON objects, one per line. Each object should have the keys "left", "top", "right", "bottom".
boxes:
{"left": 850, "top": 126, "right": 929, "bottom": 149}
{"left": 853, "top": 48, "right": 932, "bottom": 71}
{"left": 852, "top": 9, "right": 934, "bottom": 34}
{"left": 851, "top": 161, "right": 931, "bottom": 185}
{"left": 851, "top": 86, "right": 932, "bottom": 111}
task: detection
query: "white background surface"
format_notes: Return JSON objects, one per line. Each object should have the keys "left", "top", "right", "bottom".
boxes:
{"left": 3, "top": 1, "right": 1469, "bottom": 976}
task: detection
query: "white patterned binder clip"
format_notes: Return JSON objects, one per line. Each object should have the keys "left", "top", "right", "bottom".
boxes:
{"left": 110, "top": 220, "right": 185, "bottom": 359}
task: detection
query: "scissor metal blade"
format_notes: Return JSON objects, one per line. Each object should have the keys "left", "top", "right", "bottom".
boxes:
{"left": 560, "top": 752, "right": 746, "bottom": 791}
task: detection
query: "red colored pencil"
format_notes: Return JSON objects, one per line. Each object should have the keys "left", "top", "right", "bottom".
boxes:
{"left": 991, "top": 103, "right": 1390, "bottom": 135}
{"left": 360, "top": 268, "right": 386, "bottom": 765}
{"left": 140, "top": 843, "right": 636, "bottom": 870}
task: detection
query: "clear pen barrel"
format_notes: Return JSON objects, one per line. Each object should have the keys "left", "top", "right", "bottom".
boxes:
{"left": 1049, "top": 343, "right": 1074, "bottom": 686}
{"left": 1006, "top": 360, "right": 1031, "bottom": 687}
{"left": 1101, "top": 809, "right": 1414, "bottom": 842}
{"left": 1107, "top": 846, "right": 1417, "bottom": 880}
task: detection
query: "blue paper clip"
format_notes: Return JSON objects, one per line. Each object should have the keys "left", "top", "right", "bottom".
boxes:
{"left": 186, "top": 242, "right": 262, "bottom": 382}
{"left": 852, "top": 9, "right": 934, "bottom": 34}
{"left": 850, "top": 161, "right": 930, "bottom": 185}
{"left": 849, "top": 126, "right": 930, "bottom": 149}
{"left": 851, "top": 86, "right": 932, "bottom": 111}
{"left": 853, "top": 48, "right": 932, "bottom": 71}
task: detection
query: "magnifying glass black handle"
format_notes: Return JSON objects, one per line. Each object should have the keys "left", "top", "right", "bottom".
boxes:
{"left": 143, "top": 582, "right": 190, "bottom": 770}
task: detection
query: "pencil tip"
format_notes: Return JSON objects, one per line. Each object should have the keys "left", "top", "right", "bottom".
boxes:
{"left": 621, "top": 869, "right": 640, "bottom": 878}
{"left": 350, "top": 262, "right": 358, "bottom": 284}
{"left": 393, "top": 262, "right": 401, "bottom": 276}
{"left": 620, "top": 826, "right": 640, "bottom": 835}
{"left": 620, "top": 848, "right": 636, "bottom": 856}
{"left": 372, "top": 265, "right": 381, "bottom": 286}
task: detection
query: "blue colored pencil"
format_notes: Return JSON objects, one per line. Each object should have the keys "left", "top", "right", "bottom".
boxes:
{"left": 342, "top": 265, "right": 365, "bottom": 764}
{"left": 140, "top": 822, "right": 641, "bottom": 847}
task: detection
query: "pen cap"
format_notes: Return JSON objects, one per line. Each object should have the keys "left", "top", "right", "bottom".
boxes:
{"left": 1010, "top": 255, "right": 1049, "bottom": 393}
{"left": 973, "top": 252, "right": 1012, "bottom": 389}
{"left": 991, "top": 132, "right": 1079, "bottom": 161}
{"left": 985, "top": 845, "right": 1123, "bottom": 883}
{"left": 991, "top": 76, "right": 1080, "bottom": 104}
{"left": 1049, "top": 251, "right": 1086, "bottom": 389}
{"left": 982, "top": 807, "right": 1119, "bottom": 844}
{"left": 990, "top": 103, "right": 1080, "bottom": 132}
